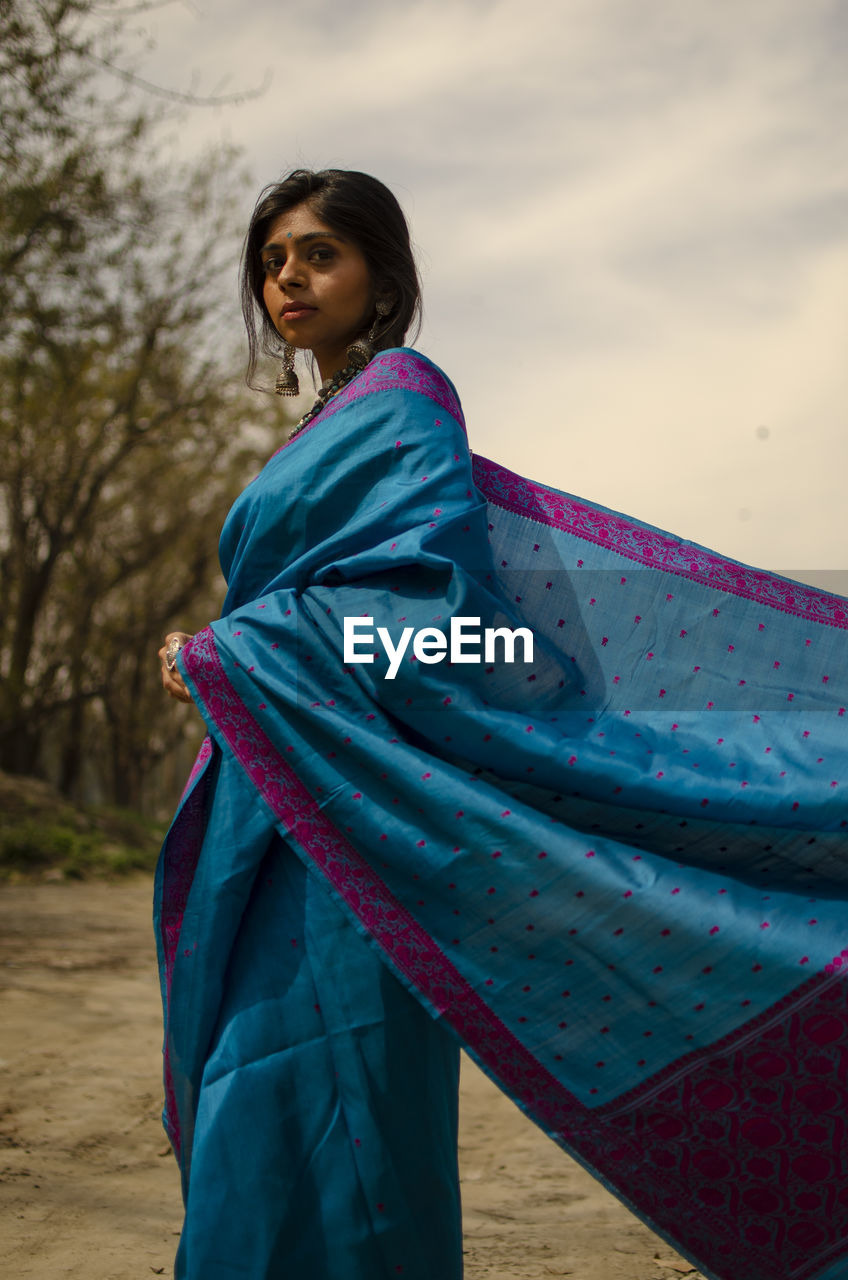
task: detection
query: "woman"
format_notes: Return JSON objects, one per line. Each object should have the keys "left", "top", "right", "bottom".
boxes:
{"left": 158, "top": 169, "right": 848, "bottom": 1280}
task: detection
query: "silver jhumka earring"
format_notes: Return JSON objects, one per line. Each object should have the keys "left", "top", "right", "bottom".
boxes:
{"left": 275, "top": 342, "right": 299, "bottom": 396}
{"left": 345, "top": 299, "right": 393, "bottom": 371}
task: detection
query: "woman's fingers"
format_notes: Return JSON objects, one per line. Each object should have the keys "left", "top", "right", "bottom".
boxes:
{"left": 159, "top": 631, "right": 194, "bottom": 703}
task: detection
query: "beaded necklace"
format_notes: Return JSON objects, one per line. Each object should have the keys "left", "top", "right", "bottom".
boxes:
{"left": 288, "top": 362, "right": 362, "bottom": 440}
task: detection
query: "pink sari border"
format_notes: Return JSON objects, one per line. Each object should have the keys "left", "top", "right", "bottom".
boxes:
{"left": 159, "top": 743, "right": 217, "bottom": 1161}
{"left": 179, "top": 735, "right": 213, "bottom": 804}
{"left": 272, "top": 350, "right": 466, "bottom": 459}
{"left": 473, "top": 455, "right": 848, "bottom": 630}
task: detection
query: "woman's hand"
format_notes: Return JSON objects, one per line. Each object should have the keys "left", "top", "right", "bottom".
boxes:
{"left": 159, "top": 631, "right": 194, "bottom": 703}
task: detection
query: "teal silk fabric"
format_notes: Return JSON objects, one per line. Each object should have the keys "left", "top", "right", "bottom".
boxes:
{"left": 156, "top": 349, "right": 848, "bottom": 1280}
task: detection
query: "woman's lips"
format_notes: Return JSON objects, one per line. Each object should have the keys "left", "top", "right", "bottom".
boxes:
{"left": 281, "top": 305, "right": 317, "bottom": 320}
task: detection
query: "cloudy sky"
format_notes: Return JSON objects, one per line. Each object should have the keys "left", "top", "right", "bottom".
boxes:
{"left": 128, "top": 0, "right": 846, "bottom": 577}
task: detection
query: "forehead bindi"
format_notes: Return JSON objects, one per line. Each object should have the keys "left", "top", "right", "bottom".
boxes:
{"left": 264, "top": 205, "right": 347, "bottom": 249}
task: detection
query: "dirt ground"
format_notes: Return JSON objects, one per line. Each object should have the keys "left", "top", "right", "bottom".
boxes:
{"left": 0, "top": 878, "right": 703, "bottom": 1279}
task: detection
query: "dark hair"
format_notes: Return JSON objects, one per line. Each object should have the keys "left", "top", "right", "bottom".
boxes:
{"left": 240, "top": 168, "right": 422, "bottom": 384}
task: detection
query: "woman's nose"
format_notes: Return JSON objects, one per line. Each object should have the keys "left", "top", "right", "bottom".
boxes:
{"left": 276, "top": 258, "right": 303, "bottom": 289}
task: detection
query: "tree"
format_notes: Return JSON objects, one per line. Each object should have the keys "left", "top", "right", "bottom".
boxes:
{"left": 0, "top": 0, "right": 283, "bottom": 810}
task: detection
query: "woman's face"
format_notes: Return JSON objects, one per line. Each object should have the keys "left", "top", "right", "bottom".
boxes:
{"left": 260, "top": 202, "right": 375, "bottom": 381}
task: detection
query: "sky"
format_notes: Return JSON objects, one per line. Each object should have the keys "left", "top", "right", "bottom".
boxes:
{"left": 123, "top": 0, "right": 846, "bottom": 578}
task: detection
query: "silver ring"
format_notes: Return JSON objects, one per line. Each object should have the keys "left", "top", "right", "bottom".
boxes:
{"left": 165, "top": 637, "right": 183, "bottom": 672}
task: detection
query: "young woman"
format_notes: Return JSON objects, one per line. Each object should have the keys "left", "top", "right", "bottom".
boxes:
{"left": 158, "top": 169, "right": 848, "bottom": 1280}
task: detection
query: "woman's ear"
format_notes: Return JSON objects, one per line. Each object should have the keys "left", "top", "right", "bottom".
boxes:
{"left": 375, "top": 285, "right": 398, "bottom": 314}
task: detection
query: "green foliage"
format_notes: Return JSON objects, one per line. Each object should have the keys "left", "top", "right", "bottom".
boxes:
{"left": 0, "top": 0, "right": 284, "bottom": 813}
{"left": 0, "top": 769, "right": 163, "bottom": 879}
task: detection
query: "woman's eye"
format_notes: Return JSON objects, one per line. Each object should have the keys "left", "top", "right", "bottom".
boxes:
{"left": 262, "top": 257, "right": 283, "bottom": 276}
{"left": 310, "top": 246, "right": 334, "bottom": 262}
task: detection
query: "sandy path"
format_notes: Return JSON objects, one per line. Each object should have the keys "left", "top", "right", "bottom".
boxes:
{"left": 0, "top": 879, "right": 701, "bottom": 1279}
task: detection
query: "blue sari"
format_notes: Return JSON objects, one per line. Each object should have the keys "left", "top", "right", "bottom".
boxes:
{"left": 156, "top": 349, "right": 848, "bottom": 1280}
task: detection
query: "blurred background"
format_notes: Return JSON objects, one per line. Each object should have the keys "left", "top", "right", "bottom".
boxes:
{"left": 1, "top": 0, "right": 845, "bottom": 865}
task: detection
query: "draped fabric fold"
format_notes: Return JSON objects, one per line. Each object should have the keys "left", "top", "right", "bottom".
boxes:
{"left": 156, "top": 349, "right": 848, "bottom": 1280}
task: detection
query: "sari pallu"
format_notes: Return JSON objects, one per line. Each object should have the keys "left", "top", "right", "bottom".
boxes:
{"left": 157, "top": 349, "right": 848, "bottom": 1280}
